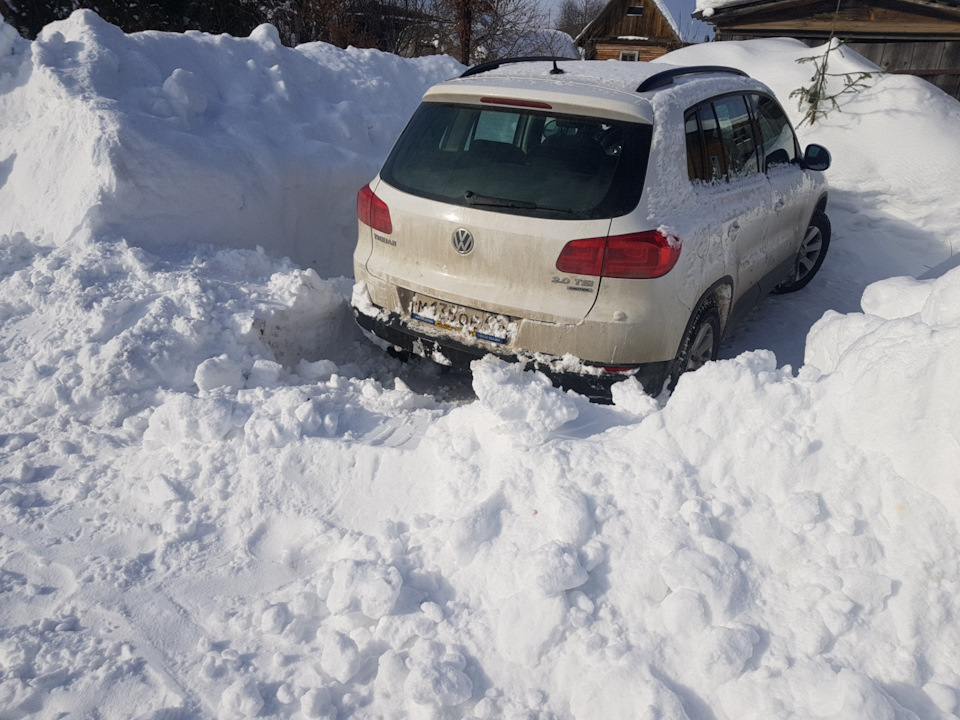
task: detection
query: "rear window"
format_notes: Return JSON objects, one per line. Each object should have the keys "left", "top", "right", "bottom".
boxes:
{"left": 380, "top": 103, "right": 651, "bottom": 221}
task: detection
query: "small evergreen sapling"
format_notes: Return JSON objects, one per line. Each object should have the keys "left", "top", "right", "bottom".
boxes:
{"left": 790, "top": 37, "right": 876, "bottom": 126}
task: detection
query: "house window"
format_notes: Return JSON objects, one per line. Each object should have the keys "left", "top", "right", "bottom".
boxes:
{"left": 626, "top": 5, "right": 645, "bottom": 15}
{"left": 619, "top": 50, "right": 639, "bottom": 61}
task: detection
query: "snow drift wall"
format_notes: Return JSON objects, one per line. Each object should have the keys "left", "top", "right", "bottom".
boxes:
{"left": 0, "top": 10, "right": 462, "bottom": 276}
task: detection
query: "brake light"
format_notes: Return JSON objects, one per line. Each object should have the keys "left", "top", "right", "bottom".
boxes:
{"left": 481, "top": 97, "right": 553, "bottom": 109}
{"left": 556, "top": 230, "right": 680, "bottom": 279}
{"left": 357, "top": 184, "right": 393, "bottom": 235}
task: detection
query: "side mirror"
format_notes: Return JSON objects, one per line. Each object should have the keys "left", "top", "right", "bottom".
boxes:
{"left": 802, "top": 144, "right": 831, "bottom": 172}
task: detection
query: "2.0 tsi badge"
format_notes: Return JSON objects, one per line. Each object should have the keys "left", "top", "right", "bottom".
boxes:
{"left": 452, "top": 228, "right": 474, "bottom": 255}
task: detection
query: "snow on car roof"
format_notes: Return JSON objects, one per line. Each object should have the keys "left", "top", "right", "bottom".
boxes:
{"left": 426, "top": 60, "right": 769, "bottom": 123}
{"left": 451, "top": 59, "right": 758, "bottom": 95}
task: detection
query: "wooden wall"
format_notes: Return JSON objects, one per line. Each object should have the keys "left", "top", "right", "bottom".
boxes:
{"left": 709, "top": 0, "right": 960, "bottom": 100}
{"left": 719, "top": 33, "right": 960, "bottom": 100}
{"left": 593, "top": 43, "right": 672, "bottom": 61}
{"left": 848, "top": 40, "right": 960, "bottom": 99}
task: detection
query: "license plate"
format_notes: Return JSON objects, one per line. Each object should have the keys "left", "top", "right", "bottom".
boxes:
{"left": 409, "top": 295, "right": 511, "bottom": 345}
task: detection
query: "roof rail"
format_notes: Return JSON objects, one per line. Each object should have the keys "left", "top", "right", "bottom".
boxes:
{"left": 460, "top": 56, "right": 574, "bottom": 79}
{"left": 636, "top": 66, "right": 749, "bottom": 92}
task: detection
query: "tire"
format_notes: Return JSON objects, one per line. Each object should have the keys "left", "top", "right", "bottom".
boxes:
{"left": 773, "top": 211, "right": 831, "bottom": 294}
{"left": 669, "top": 300, "right": 721, "bottom": 388}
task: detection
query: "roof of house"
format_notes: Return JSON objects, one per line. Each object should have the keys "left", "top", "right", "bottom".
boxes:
{"left": 695, "top": 0, "right": 960, "bottom": 21}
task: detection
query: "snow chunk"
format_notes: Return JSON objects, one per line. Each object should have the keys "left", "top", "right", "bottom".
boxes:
{"left": 249, "top": 23, "right": 282, "bottom": 46}
{"left": 661, "top": 589, "right": 710, "bottom": 636}
{"left": 220, "top": 678, "right": 264, "bottom": 717}
{"left": 318, "top": 627, "right": 362, "bottom": 683}
{"left": 530, "top": 542, "right": 589, "bottom": 596}
{"left": 449, "top": 491, "right": 504, "bottom": 565}
{"left": 540, "top": 484, "right": 594, "bottom": 547}
{"left": 861, "top": 276, "right": 929, "bottom": 319}
{"left": 495, "top": 592, "right": 565, "bottom": 667}
{"left": 162, "top": 69, "right": 207, "bottom": 117}
{"left": 143, "top": 394, "right": 238, "bottom": 447}
{"left": 195, "top": 354, "right": 245, "bottom": 392}
{"left": 471, "top": 356, "right": 578, "bottom": 444}
{"left": 326, "top": 559, "right": 403, "bottom": 619}
{"left": 840, "top": 569, "right": 893, "bottom": 616}
{"left": 699, "top": 625, "right": 759, "bottom": 682}
{"left": 921, "top": 267, "right": 960, "bottom": 326}
{"left": 300, "top": 687, "right": 335, "bottom": 719}
{"left": 610, "top": 376, "right": 661, "bottom": 414}
{"left": 404, "top": 639, "right": 473, "bottom": 707}
{"left": 260, "top": 603, "right": 292, "bottom": 634}
{"left": 567, "top": 657, "right": 689, "bottom": 720}
{"left": 659, "top": 539, "right": 744, "bottom": 623}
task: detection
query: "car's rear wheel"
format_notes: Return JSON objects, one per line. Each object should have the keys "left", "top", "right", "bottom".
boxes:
{"left": 773, "top": 211, "right": 831, "bottom": 294}
{"left": 669, "top": 300, "right": 721, "bottom": 389}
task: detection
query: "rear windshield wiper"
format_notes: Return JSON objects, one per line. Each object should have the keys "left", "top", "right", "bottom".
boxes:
{"left": 463, "top": 190, "right": 572, "bottom": 213}
{"left": 464, "top": 190, "right": 537, "bottom": 209}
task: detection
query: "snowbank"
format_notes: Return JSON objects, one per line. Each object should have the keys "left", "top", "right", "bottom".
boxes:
{"left": 0, "top": 10, "right": 461, "bottom": 275}
{"left": 4, "top": 227, "right": 960, "bottom": 719}
{"left": 2, "top": 12, "right": 960, "bottom": 720}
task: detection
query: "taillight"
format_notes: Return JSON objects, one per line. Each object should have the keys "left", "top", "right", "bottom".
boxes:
{"left": 357, "top": 184, "right": 393, "bottom": 235}
{"left": 555, "top": 237, "right": 606, "bottom": 276}
{"left": 556, "top": 230, "right": 680, "bottom": 279}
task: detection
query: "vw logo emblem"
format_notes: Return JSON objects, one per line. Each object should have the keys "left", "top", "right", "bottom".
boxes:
{"left": 452, "top": 228, "right": 474, "bottom": 255}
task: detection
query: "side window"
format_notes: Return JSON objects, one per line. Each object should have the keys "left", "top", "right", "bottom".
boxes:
{"left": 686, "top": 94, "right": 766, "bottom": 183}
{"left": 698, "top": 103, "right": 727, "bottom": 181}
{"left": 685, "top": 111, "right": 705, "bottom": 181}
{"left": 750, "top": 94, "right": 798, "bottom": 169}
{"left": 712, "top": 94, "right": 759, "bottom": 177}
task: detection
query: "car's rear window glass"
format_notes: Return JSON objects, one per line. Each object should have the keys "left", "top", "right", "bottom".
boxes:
{"left": 380, "top": 103, "right": 651, "bottom": 220}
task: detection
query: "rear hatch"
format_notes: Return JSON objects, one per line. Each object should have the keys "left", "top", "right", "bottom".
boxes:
{"left": 359, "top": 97, "right": 652, "bottom": 326}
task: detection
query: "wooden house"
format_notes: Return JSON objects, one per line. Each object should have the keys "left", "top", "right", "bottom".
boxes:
{"left": 575, "top": 0, "right": 683, "bottom": 61}
{"left": 693, "top": 0, "right": 960, "bottom": 99}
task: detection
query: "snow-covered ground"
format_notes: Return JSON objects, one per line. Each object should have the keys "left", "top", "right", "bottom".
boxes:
{"left": 2, "top": 10, "right": 960, "bottom": 720}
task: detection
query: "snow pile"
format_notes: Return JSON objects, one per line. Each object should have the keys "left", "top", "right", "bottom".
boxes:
{"left": 2, "top": 12, "right": 960, "bottom": 720}
{"left": 5, "top": 240, "right": 960, "bottom": 718}
{"left": 0, "top": 10, "right": 461, "bottom": 275}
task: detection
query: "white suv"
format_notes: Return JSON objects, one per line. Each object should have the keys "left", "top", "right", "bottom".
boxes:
{"left": 352, "top": 59, "right": 831, "bottom": 398}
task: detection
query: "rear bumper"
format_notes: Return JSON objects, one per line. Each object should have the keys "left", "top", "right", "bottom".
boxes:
{"left": 353, "top": 306, "right": 672, "bottom": 401}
